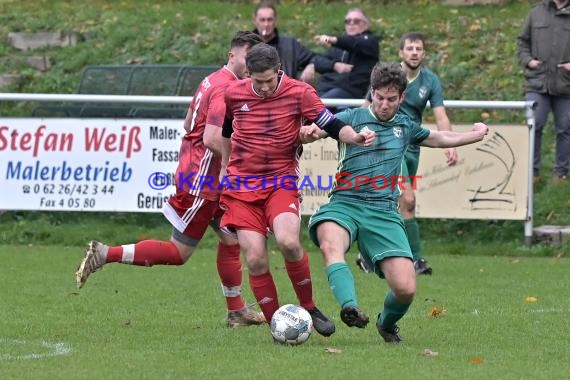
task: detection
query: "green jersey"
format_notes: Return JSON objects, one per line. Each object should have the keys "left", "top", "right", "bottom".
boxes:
{"left": 400, "top": 66, "right": 444, "bottom": 153}
{"left": 365, "top": 66, "right": 445, "bottom": 154}
{"left": 331, "top": 107, "right": 430, "bottom": 206}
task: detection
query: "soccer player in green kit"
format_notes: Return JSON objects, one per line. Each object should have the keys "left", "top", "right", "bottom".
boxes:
{"left": 303, "top": 62, "right": 488, "bottom": 342}
{"left": 357, "top": 32, "right": 458, "bottom": 275}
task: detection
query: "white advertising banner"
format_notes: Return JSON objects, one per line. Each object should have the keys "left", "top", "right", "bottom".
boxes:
{"left": 0, "top": 118, "right": 180, "bottom": 212}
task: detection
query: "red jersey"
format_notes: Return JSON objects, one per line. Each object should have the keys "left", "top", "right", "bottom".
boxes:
{"left": 224, "top": 73, "right": 326, "bottom": 190}
{"left": 176, "top": 66, "right": 237, "bottom": 201}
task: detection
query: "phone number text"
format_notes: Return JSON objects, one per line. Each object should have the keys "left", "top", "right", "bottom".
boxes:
{"left": 23, "top": 184, "right": 115, "bottom": 196}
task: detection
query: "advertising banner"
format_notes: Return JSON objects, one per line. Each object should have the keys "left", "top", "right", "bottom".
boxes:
{"left": 0, "top": 120, "right": 529, "bottom": 220}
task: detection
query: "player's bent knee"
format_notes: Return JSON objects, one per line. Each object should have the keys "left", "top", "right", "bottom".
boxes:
{"left": 393, "top": 283, "right": 416, "bottom": 303}
{"left": 275, "top": 234, "right": 302, "bottom": 256}
{"left": 318, "top": 240, "right": 345, "bottom": 261}
{"left": 170, "top": 237, "right": 195, "bottom": 263}
{"left": 243, "top": 251, "right": 270, "bottom": 275}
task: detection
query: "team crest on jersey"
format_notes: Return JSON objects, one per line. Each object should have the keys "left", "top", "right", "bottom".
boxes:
{"left": 393, "top": 127, "right": 403, "bottom": 138}
{"left": 418, "top": 86, "right": 428, "bottom": 99}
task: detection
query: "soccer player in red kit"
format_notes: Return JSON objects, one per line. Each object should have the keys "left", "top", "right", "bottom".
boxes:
{"left": 75, "top": 31, "right": 265, "bottom": 328}
{"left": 219, "top": 43, "right": 375, "bottom": 338}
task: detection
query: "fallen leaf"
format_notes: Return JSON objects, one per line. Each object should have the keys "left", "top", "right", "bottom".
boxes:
{"left": 468, "top": 357, "right": 483, "bottom": 364}
{"left": 325, "top": 347, "right": 342, "bottom": 354}
{"left": 553, "top": 252, "right": 564, "bottom": 261}
{"left": 422, "top": 349, "right": 438, "bottom": 357}
{"left": 525, "top": 296, "right": 538, "bottom": 303}
{"left": 429, "top": 306, "right": 447, "bottom": 318}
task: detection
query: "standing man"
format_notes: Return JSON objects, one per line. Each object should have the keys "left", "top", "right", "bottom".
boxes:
{"left": 307, "top": 62, "right": 489, "bottom": 343}
{"left": 302, "top": 8, "right": 379, "bottom": 102}
{"left": 219, "top": 43, "right": 375, "bottom": 340}
{"left": 75, "top": 31, "right": 265, "bottom": 328}
{"left": 517, "top": 0, "right": 570, "bottom": 184}
{"left": 252, "top": 1, "right": 316, "bottom": 82}
{"left": 357, "top": 32, "right": 458, "bottom": 275}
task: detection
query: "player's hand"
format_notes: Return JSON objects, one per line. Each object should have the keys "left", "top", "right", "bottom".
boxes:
{"left": 299, "top": 124, "right": 323, "bottom": 143}
{"left": 472, "top": 122, "right": 489, "bottom": 140}
{"left": 445, "top": 148, "right": 458, "bottom": 166}
{"left": 353, "top": 127, "right": 376, "bottom": 147}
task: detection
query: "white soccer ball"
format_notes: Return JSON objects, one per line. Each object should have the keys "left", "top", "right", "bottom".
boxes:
{"left": 270, "top": 304, "right": 313, "bottom": 345}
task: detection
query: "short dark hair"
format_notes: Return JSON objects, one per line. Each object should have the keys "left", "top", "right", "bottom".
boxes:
{"left": 230, "top": 31, "right": 263, "bottom": 50}
{"left": 370, "top": 62, "right": 407, "bottom": 95}
{"left": 254, "top": 1, "right": 277, "bottom": 17}
{"left": 246, "top": 43, "right": 280, "bottom": 74}
{"left": 399, "top": 32, "right": 425, "bottom": 50}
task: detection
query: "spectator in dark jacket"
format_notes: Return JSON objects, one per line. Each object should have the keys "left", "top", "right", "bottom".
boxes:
{"left": 517, "top": 0, "right": 570, "bottom": 183}
{"left": 303, "top": 8, "right": 379, "bottom": 101}
{"left": 252, "top": 1, "right": 316, "bottom": 81}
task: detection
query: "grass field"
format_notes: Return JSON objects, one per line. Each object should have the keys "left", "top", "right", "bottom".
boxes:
{"left": 1, "top": 241, "right": 568, "bottom": 379}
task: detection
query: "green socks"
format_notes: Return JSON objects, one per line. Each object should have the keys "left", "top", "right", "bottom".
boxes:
{"left": 326, "top": 262, "right": 357, "bottom": 308}
{"left": 404, "top": 218, "right": 422, "bottom": 261}
{"left": 377, "top": 291, "right": 411, "bottom": 329}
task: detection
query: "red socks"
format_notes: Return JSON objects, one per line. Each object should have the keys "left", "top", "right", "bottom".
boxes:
{"left": 285, "top": 252, "right": 315, "bottom": 310}
{"left": 249, "top": 272, "right": 279, "bottom": 322}
{"left": 106, "top": 240, "right": 183, "bottom": 266}
{"left": 216, "top": 242, "right": 246, "bottom": 312}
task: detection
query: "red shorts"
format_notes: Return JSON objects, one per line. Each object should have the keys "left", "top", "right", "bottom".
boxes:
{"left": 162, "top": 189, "right": 223, "bottom": 242}
{"left": 219, "top": 187, "right": 301, "bottom": 235}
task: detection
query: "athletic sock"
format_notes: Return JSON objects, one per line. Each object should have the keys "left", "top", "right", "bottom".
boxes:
{"left": 404, "top": 218, "right": 422, "bottom": 261}
{"left": 106, "top": 240, "right": 183, "bottom": 266}
{"left": 249, "top": 272, "right": 279, "bottom": 322}
{"left": 216, "top": 242, "right": 245, "bottom": 312}
{"left": 325, "top": 262, "right": 358, "bottom": 308}
{"left": 284, "top": 252, "right": 315, "bottom": 310}
{"left": 378, "top": 291, "right": 411, "bottom": 329}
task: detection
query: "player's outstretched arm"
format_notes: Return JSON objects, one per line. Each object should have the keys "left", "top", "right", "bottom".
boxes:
{"left": 421, "top": 122, "right": 489, "bottom": 148}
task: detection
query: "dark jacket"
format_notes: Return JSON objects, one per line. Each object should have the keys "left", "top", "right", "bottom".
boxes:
{"left": 253, "top": 28, "right": 315, "bottom": 79}
{"left": 517, "top": 0, "right": 570, "bottom": 97}
{"left": 313, "top": 31, "right": 379, "bottom": 98}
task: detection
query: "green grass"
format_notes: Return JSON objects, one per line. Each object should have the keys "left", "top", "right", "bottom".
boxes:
{"left": 1, "top": 243, "right": 568, "bottom": 379}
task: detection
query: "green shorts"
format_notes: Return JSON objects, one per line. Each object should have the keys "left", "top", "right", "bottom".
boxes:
{"left": 401, "top": 149, "right": 420, "bottom": 183}
{"left": 308, "top": 198, "right": 412, "bottom": 278}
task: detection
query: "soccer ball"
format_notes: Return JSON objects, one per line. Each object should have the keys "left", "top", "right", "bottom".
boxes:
{"left": 270, "top": 304, "right": 313, "bottom": 345}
